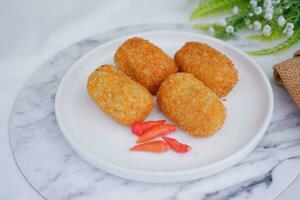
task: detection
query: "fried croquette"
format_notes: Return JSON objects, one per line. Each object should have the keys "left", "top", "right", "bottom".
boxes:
{"left": 87, "top": 65, "right": 154, "bottom": 126}
{"left": 174, "top": 42, "right": 238, "bottom": 97}
{"left": 114, "top": 37, "right": 177, "bottom": 94}
{"left": 157, "top": 73, "right": 226, "bottom": 137}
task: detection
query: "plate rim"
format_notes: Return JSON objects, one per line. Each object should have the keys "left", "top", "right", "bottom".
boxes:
{"left": 55, "top": 30, "right": 274, "bottom": 182}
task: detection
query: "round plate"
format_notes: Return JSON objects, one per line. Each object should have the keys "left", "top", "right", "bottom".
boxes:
{"left": 55, "top": 31, "right": 273, "bottom": 183}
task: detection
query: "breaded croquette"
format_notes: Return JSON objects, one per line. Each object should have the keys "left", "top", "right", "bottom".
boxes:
{"left": 157, "top": 73, "right": 226, "bottom": 137}
{"left": 87, "top": 65, "right": 154, "bottom": 126}
{"left": 174, "top": 42, "right": 238, "bottom": 97}
{"left": 114, "top": 37, "right": 177, "bottom": 94}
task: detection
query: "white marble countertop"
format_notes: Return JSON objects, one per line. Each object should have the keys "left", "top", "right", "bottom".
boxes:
{"left": 1, "top": 1, "right": 300, "bottom": 199}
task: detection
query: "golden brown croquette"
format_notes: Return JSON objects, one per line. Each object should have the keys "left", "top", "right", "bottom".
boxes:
{"left": 157, "top": 73, "right": 226, "bottom": 137}
{"left": 114, "top": 37, "right": 177, "bottom": 94}
{"left": 174, "top": 42, "right": 238, "bottom": 97}
{"left": 87, "top": 65, "right": 154, "bottom": 126}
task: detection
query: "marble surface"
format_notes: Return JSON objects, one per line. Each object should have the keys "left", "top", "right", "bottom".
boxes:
{"left": 9, "top": 23, "right": 300, "bottom": 200}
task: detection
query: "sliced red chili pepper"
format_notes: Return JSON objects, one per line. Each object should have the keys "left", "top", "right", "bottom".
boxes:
{"left": 131, "top": 120, "right": 166, "bottom": 136}
{"left": 162, "top": 136, "right": 191, "bottom": 153}
{"left": 130, "top": 141, "right": 169, "bottom": 153}
{"left": 136, "top": 124, "right": 176, "bottom": 143}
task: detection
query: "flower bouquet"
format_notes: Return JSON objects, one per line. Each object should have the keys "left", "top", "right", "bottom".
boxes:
{"left": 191, "top": 0, "right": 300, "bottom": 55}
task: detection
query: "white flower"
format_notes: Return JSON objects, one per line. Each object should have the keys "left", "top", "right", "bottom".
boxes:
{"left": 283, "top": 27, "right": 287, "bottom": 34}
{"left": 283, "top": 24, "right": 295, "bottom": 37}
{"left": 250, "top": 0, "right": 257, "bottom": 7}
{"left": 245, "top": 19, "right": 251, "bottom": 26}
{"left": 284, "top": 23, "right": 294, "bottom": 35}
{"left": 264, "top": 11, "right": 273, "bottom": 21}
{"left": 208, "top": 27, "right": 215, "bottom": 34}
{"left": 248, "top": 12, "right": 254, "bottom": 17}
{"left": 286, "top": 23, "right": 294, "bottom": 30}
{"left": 263, "top": 24, "right": 272, "bottom": 36}
{"left": 265, "top": 6, "right": 273, "bottom": 14}
{"left": 286, "top": 29, "right": 294, "bottom": 37}
{"left": 226, "top": 25, "right": 234, "bottom": 33}
{"left": 220, "top": 19, "right": 227, "bottom": 27}
{"left": 264, "top": 0, "right": 272, "bottom": 8}
{"left": 278, "top": 8, "right": 283, "bottom": 14}
{"left": 277, "top": 16, "right": 286, "bottom": 26}
{"left": 283, "top": 0, "right": 288, "bottom": 3}
{"left": 253, "top": 21, "right": 262, "bottom": 31}
{"left": 232, "top": 6, "right": 239, "bottom": 15}
{"left": 254, "top": 6, "right": 263, "bottom": 15}
{"left": 272, "top": 0, "right": 281, "bottom": 4}
{"left": 248, "top": 24, "right": 253, "bottom": 29}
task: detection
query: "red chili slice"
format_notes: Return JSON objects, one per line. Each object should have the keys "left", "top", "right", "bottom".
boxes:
{"left": 131, "top": 120, "right": 166, "bottom": 136}
{"left": 136, "top": 124, "right": 176, "bottom": 143}
{"left": 162, "top": 136, "right": 191, "bottom": 153}
{"left": 130, "top": 141, "right": 169, "bottom": 153}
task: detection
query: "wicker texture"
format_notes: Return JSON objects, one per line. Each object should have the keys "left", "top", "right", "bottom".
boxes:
{"left": 273, "top": 50, "right": 300, "bottom": 107}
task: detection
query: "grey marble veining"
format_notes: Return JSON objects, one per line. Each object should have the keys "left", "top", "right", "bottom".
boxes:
{"left": 9, "top": 23, "right": 300, "bottom": 200}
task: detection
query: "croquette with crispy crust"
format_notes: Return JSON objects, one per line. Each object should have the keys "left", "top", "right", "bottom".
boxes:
{"left": 114, "top": 37, "right": 177, "bottom": 94}
{"left": 87, "top": 65, "right": 154, "bottom": 126}
{"left": 157, "top": 73, "right": 226, "bottom": 137}
{"left": 174, "top": 42, "right": 238, "bottom": 97}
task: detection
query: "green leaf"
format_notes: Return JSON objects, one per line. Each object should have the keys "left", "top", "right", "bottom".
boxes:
{"left": 194, "top": 23, "right": 212, "bottom": 30}
{"left": 247, "top": 33, "right": 283, "bottom": 41}
{"left": 248, "top": 30, "right": 300, "bottom": 55}
{"left": 215, "top": 30, "right": 234, "bottom": 40}
{"left": 195, "top": 23, "right": 234, "bottom": 40}
{"left": 227, "top": 10, "right": 247, "bottom": 29}
{"left": 190, "top": 0, "right": 248, "bottom": 19}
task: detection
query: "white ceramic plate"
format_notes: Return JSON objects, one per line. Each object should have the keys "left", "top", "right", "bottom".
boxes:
{"left": 55, "top": 31, "right": 273, "bottom": 183}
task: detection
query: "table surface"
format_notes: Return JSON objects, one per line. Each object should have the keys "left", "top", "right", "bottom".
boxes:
{"left": 1, "top": 1, "right": 300, "bottom": 200}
